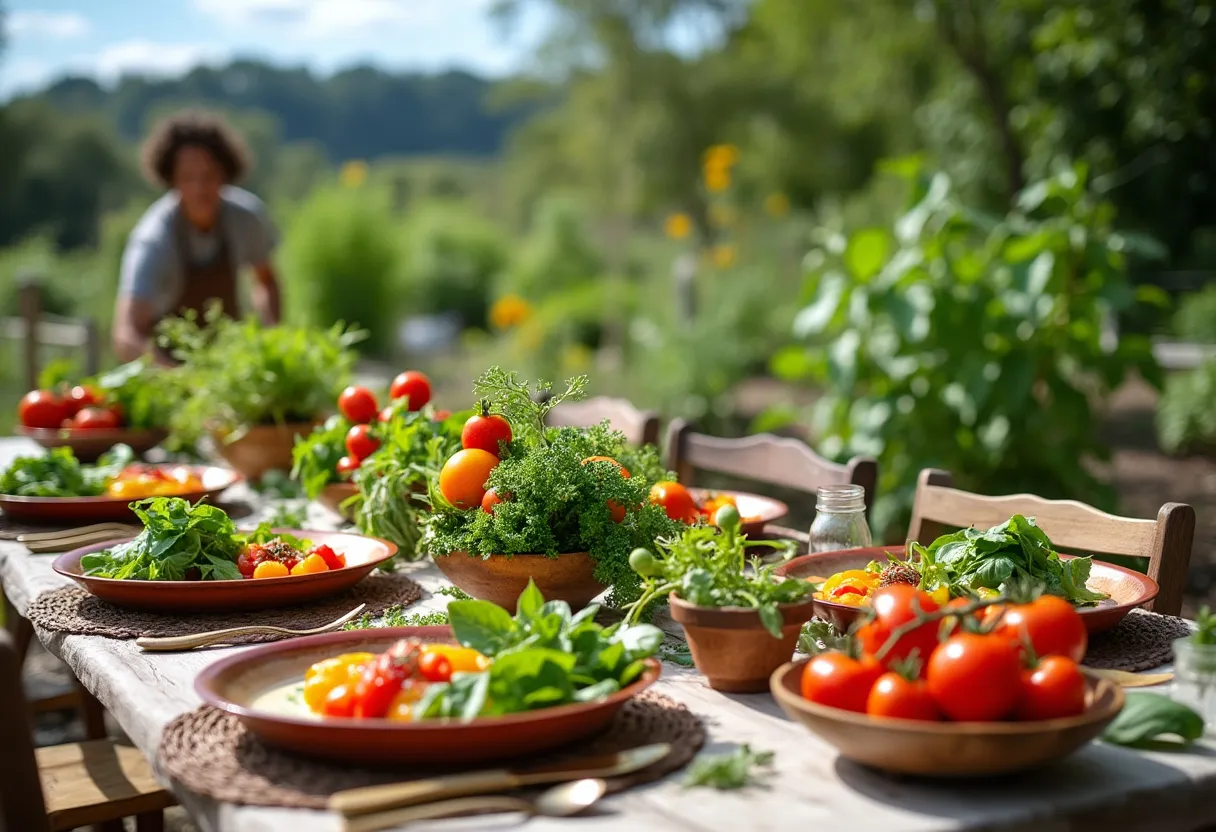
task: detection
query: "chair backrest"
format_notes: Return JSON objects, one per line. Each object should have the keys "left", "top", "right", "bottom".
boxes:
{"left": 0, "top": 631, "right": 51, "bottom": 832}
{"left": 907, "top": 468, "right": 1196, "bottom": 616}
{"left": 547, "top": 397, "right": 661, "bottom": 447}
{"left": 664, "top": 418, "right": 879, "bottom": 516}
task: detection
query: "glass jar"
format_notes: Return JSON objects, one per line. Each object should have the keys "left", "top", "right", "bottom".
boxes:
{"left": 1170, "top": 637, "right": 1216, "bottom": 731}
{"left": 807, "top": 485, "right": 872, "bottom": 552}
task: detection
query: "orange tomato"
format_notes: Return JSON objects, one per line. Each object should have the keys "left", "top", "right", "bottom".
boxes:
{"left": 424, "top": 644, "right": 490, "bottom": 673}
{"left": 439, "top": 449, "right": 499, "bottom": 509}
{"left": 582, "top": 456, "right": 630, "bottom": 521}
{"left": 290, "top": 553, "right": 330, "bottom": 576}
{"left": 303, "top": 652, "right": 374, "bottom": 712}
{"left": 252, "top": 561, "right": 289, "bottom": 579}
{"left": 649, "top": 481, "right": 700, "bottom": 524}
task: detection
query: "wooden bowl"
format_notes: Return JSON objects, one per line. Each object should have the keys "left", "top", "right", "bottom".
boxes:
{"left": 212, "top": 422, "right": 320, "bottom": 482}
{"left": 775, "top": 546, "right": 1160, "bottom": 634}
{"left": 770, "top": 659, "right": 1124, "bottom": 777}
{"left": 16, "top": 425, "right": 169, "bottom": 462}
{"left": 0, "top": 465, "right": 241, "bottom": 522}
{"left": 433, "top": 551, "right": 607, "bottom": 610}
{"left": 689, "top": 488, "right": 788, "bottom": 536}
{"left": 318, "top": 482, "right": 358, "bottom": 520}
{"left": 194, "top": 626, "right": 662, "bottom": 766}
{"left": 52, "top": 528, "right": 397, "bottom": 613}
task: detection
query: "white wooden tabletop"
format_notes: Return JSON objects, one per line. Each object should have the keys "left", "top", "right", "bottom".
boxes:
{"left": 4, "top": 437, "right": 1216, "bottom": 832}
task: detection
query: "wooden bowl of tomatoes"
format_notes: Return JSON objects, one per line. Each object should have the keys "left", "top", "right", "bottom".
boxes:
{"left": 17, "top": 386, "right": 167, "bottom": 461}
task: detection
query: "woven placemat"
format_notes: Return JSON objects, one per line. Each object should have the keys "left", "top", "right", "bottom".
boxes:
{"left": 1082, "top": 608, "right": 1194, "bottom": 672}
{"left": 25, "top": 572, "right": 422, "bottom": 641}
{"left": 158, "top": 691, "right": 705, "bottom": 809}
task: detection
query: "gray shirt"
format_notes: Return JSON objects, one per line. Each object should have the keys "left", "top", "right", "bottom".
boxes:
{"left": 119, "top": 186, "right": 278, "bottom": 316}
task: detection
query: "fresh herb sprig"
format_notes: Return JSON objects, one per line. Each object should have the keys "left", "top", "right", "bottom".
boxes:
{"left": 344, "top": 607, "right": 450, "bottom": 629}
{"left": 0, "top": 444, "right": 134, "bottom": 497}
{"left": 471, "top": 367, "right": 586, "bottom": 446}
{"left": 683, "top": 745, "right": 775, "bottom": 790}
{"left": 624, "top": 507, "right": 806, "bottom": 638}
{"left": 290, "top": 414, "right": 353, "bottom": 499}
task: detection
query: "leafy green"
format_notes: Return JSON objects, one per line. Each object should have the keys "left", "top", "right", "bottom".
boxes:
{"left": 424, "top": 369, "right": 682, "bottom": 607}
{"left": 624, "top": 519, "right": 807, "bottom": 639}
{"left": 1193, "top": 607, "right": 1216, "bottom": 646}
{"left": 344, "top": 607, "right": 450, "bottom": 629}
{"left": 1157, "top": 358, "right": 1216, "bottom": 455}
{"left": 0, "top": 444, "right": 134, "bottom": 497}
{"left": 262, "top": 501, "right": 308, "bottom": 530}
{"left": 1102, "top": 693, "right": 1205, "bottom": 749}
{"left": 92, "top": 358, "right": 184, "bottom": 431}
{"left": 911, "top": 515, "right": 1108, "bottom": 606}
{"left": 239, "top": 521, "right": 311, "bottom": 551}
{"left": 683, "top": 745, "right": 775, "bottom": 790}
{"left": 416, "top": 579, "right": 663, "bottom": 719}
{"left": 290, "top": 414, "right": 353, "bottom": 498}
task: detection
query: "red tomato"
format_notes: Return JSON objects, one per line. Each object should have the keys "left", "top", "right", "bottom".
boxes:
{"left": 377, "top": 406, "right": 396, "bottom": 423}
{"left": 66, "top": 385, "right": 101, "bottom": 417}
{"left": 352, "top": 652, "right": 409, "bottom": 719}
{"left": 312, "top": 544, "right": 346, "bottom": 570}
{"left": 481, "top": 487, "right": 505, "bottom": 514}
{"left": 439, "top": 449, "right": 499, "bottom": 509}
{"left": 236, "top": 551, "right": 256, "bottom": 578}
{"left": 866, "top": 672, "right": 941, "bottom": 721}
{"left": 856, "top": 585, "right": 942, "bottom": 674}
{"left": 390, "top": 371, "right": 432, "bottom": 410}
{"left": 337, "top": 456, "right": 360, "bottom": 477}
{"left": 345, "top": 424, "right": 380, "bottom": 461}
{"left": 418, "top": 652, "right": 453, "bottom": 683}
{"left": 321, "top": 684, "right": 356, "bottom": 718}
{"left": 1016, "top": 656, "right": 1087, "bottom": 721}
{"left": 926, "top": 632, "right": 1023, "bottom": 721}
{"left": 800, "top": 653, "right": 883, "bottom": 712}
{"left": 992, "top": 595, "right": 1087, "bottom": 663}
{"left": 18, "top": 390, "right": 68, "bottom": 429}
{"left": 649, "top": 481, "right": 700, "bottom": 523}
{"left": 461, "top": 406, "right": 513, "bottom": 457}
{"left": 582, "top": 456, "right": 630, "bottom": 522}
{"left": 338, "top": 386, "right": 378, "bottom": 424}
{"left": 71, "top": 406, "right": 120, "bottom": 430}
{"left": 433, "top": 409, "right": 451, "bottom": 421}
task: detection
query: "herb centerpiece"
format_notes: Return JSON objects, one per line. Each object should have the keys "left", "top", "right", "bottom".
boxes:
{"left": 424, "top": 367, "right": 683, "bottom": 610}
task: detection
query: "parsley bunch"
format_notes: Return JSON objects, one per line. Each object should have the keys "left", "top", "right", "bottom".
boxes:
{"left": 424, "top": 369, "right": 683, "bottom": 607}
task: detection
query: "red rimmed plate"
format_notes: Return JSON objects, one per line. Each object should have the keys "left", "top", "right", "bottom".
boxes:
{"left": 689, "top": 488, "right": 788, "bottom": 536}
{"left": 194, "top": 626, "right": 662, "bottom": 766}
{"left": 775, "top": 545, "right": 1159, "bottom": 635}
{"left": 0, "top": 465, "right": 242, "bottom": 522}
{"left": 52, "top": 528, "right": 397, "bottom": 613}
{"left": 16, "top": 425, "right": 169, "bottom": 462}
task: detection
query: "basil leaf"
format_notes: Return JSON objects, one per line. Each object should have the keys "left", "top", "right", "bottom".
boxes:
{"left": 516, "top": 579, "right": 545, "bottom": 623}
{"left": 447, "top": 599, "right": 519, "bottom": 656}
{"left": 758, "top": 603, "right": 785, "bottom": 639}
{"left": 1102, "top": 693, "right": 1206, "bottom": 749}
{"left": 573, "top": 678, "right": 620, "bottom": 702}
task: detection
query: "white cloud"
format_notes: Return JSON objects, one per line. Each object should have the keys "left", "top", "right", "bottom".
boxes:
{"left": 194, "top": 0, "right": 492, "bottom": 38}
{"left": 6, "top": 10, "right": 90, "bottom": 39}
{"left": 81, "top": 41, "right": 225, "bottom": 84}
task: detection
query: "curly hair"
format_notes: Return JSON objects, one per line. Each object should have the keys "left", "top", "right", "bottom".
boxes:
{"left": 140, "top": 110, "right": 252, "bottom": 187}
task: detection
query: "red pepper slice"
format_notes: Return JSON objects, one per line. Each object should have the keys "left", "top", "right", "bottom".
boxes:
{"left": 831, "top": 584, "right": 866, "bottom": 599}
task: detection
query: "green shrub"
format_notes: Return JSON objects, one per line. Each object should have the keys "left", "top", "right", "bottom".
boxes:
{"left": 505, "top": 195, "right": 603, "bottom": 300}
{"left": 1157, "top": 360, "right": 1216, "bottom": 454}
{"left": 1173, "top": 285, "right": 1216, "bottom": 344}
{"left": 402, "top": 202, "right": 508, "bottom": 328}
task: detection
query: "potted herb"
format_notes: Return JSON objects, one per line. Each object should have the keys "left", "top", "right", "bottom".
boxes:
{"left": 624, "top": 507, "right": 813, "bottom": 692}
{"left": 160, "top": 306, "right": 365, "bottom": 481}
{"left": 424, "top": 368, "right": 683, "bottom": 610}
{"left": 1171, "top": 606, "right": 1216, "bottom": 729}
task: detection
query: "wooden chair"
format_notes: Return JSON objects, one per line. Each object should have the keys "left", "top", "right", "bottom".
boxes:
{"left": 908, "top": 469, "right": 1196, "bottom": 616}
{"left": 664, "top": 418, "right": 879, "bottom": 537}
{"left": 547, "top": 397, "right": 662, "bottom": 447}
{"left": 0, "top": 632, "right": 175, "bottom": 832}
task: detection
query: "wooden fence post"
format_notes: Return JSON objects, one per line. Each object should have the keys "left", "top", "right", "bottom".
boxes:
{"left": 18, "top": 280, "right": 42, "bottom": 392}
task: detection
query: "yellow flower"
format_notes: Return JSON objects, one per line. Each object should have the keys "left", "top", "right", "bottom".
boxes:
{"left": 339, "top": 160, "right": 368, "bottom": 189}
{"left": 704, "top": 166, "right": 731, "bottom": 193}
{"left": 489, "top": 294, "right": 533, "bottom": 330}
{"left": 664, "top": 212, "right": 693, "bottom": 240}
{"left": 560, "top": 342, "right": 593, "bottom": 372}
{"left": 710, "top": 244, "right": 737, "bottom": 269}
{"left": 764, "top": 192, "right": 790, "bottom": 218}
{"left": 703, "top": 144, "right": 739, "bottom": 170}
{"left": 709, "top": 203, "right": 737, "bottom": 228}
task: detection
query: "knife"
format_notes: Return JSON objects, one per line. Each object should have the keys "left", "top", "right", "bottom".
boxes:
{"left": 329, "top": 742, "right": 670, "bottom": 817}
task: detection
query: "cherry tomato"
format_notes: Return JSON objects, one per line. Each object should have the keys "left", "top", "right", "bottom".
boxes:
{"left": 18, "top": 390, "right": 68, "bottom": 429}
{"left": 336, "top": 456, "right": 360, "bottom": 477}
{"left": 433, "top": 409, "right": 451, "bottom": 421}
{"left": 582, "top": 456, "right": 630, "bottom": 522}
{"left": 418, "top": 652, "right": 453, "bottom": 683}
{"left": 321, "top": 684, "right": 356, "bottom": 718}
{"left": 390, "top": 371, "right": 432, "bottom": 410}
{"left": 926, "top": 632, "right": 1023, "bottom": 721}
{"left": 312, "top": 544, "right": 346, "bottom": 570}
{"left": 1016, "top": 656, "right": 1087, "bottom": 721}
{"left": 866, "top": 672, "right": 941, "bottom": 721}
{"left": 71, "top": 406, "right": 120, "bottom": 430}
{"left": 236, "top": 550, "right": 255, "bottom": 578}
{"left": 345, "top": 424, "right": 380, "bottom": 461}
{"left": 649, "top": 481, "right": 700, "bottom": 524}
{"left": 856, "top": 585, "right": 942, "bottom": 674}
{"left": 800, "top": 652, "right": 883, "bottom": 713}
{"left": 66, "top": 385, "right": 101, "bottom": 416}
{"left": 481, "top": 487, "right": 505, "bottom": 514}
{"left": 352, "top": 652, "right": 410, "bottom": 719}
{"left": 461, "top": 405, "right": 513, "bottom": 457}
{"left": 439, "top": 448, "right": 499, "bottom": 509}
{"left": 338, "top": 386, "right": 378, "bottom": 424}
{"left": 832, "top": 585, "right": 866, "bottom": 599}
{"left": 991, "top": 595, "right": 1087, "bottom": 663}
{"left": 377, "top": 406, "right": 396, "bottom": 423}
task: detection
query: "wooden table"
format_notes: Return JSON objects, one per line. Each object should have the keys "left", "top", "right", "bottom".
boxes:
{"left": 4, "top": 437, "right": 1216, "bottom": 832}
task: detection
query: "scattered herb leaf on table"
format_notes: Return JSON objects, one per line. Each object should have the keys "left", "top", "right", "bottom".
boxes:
{"left": 684, "top": 745, "right": 775, "bottom": 790}
{"left": 1102, "top": 693, "right": 1205, "bottom": 749}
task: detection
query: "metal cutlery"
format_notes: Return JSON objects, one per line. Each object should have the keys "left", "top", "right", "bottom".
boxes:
{"left": 18, "top": 523, "right": 139, "bottom": 553}
{"left": 135, "top": 604, "right": 367, "bottom": 651}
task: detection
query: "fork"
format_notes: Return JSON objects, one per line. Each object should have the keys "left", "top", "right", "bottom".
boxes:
{"left": 134, "top": 604, "right": 368, "bottom": 652}
{"left": 18, "top": 523, "right": 141, "bottom": 554}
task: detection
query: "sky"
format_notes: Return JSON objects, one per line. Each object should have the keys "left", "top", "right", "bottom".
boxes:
{"left": 0, "top": 0, "right": 547, "bottom": 98}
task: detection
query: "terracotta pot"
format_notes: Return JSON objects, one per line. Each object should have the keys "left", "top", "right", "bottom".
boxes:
{"left": 668, "top": 592, "right": 817, "bottom": 693}
{"left": 433, "top": 551, "right": 608, "bottom": 610}
{"left": 212, "top": 422, "right": 319, "bottom": 482}
{"left": 318, "top": 482, "right": 359, "bottom": 520}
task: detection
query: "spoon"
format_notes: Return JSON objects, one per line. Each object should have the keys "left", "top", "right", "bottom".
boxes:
{"left": 342, "top": 778, "right": 607, "bottom": 832}
{"left": 135, "top": 604, "right": 367, "bottom": 651}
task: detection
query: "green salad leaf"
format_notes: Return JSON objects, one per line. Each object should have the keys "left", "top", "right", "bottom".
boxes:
{"left": 1102, "top": 693, "right": 1205, "bottom": 749}
{"left": 0, "top": 444, "right": 134, "bottom": 497}
{"left": 911, "top": 514, "right": 1109, "bottom": 605}
{"left": 93, "top": 358, "right": 183, "bottom": 430}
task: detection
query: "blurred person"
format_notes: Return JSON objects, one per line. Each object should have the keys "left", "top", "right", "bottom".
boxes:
{"left": 113, "top": 111, "right": 282, "bottom": 362}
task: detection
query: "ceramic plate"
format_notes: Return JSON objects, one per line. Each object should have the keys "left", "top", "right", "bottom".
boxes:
{"left": 0, "top": 465, "right": 242, "bottom": 523}
{"left": 689, "top": 488, "right": 788, "bottom": 536}
{"left": 194, "top": 626, "right": 662, "bottom": 766}
{"left": 52, "top": 528, "right": 397, "bottom": 613}
{"left": 775, "top": 546, "right": 1159, "bottom": 634}
{"left": 16, "top": 425, "right": 169, "bottom": 462}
